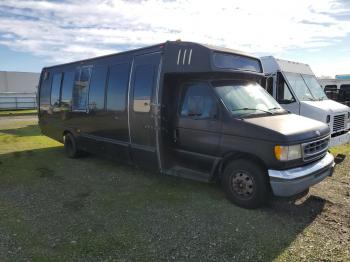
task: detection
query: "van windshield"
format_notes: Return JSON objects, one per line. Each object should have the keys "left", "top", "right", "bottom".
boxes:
{"left": 213, "top": 81, "right": 286, "bottom": 118}
{"left": 284, "top": 72, "right": 328, "bottom": 101}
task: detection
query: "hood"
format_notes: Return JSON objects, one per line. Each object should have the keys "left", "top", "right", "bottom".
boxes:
{"left": 227, "top": 113, "right": 330, "bottom": 143}
{"left": 300, "top": 100, "right": 350, "bottom": 122}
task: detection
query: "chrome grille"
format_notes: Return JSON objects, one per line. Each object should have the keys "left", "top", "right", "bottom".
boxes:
{"left": 333, "top": 114, "right": 346, "bottom": 132}
{"left": 302, "top": 136, "right": 329, "bottom": 162}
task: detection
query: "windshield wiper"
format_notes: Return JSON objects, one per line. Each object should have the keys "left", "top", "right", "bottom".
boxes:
{"left": 268, "top": 107, "right": 282, "bottom": 111}
{"left": 231, "top": 108, "right": 273, "bottom": 116}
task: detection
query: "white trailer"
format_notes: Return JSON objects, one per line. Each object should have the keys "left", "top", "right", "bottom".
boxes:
{"left": 260, "top": 56, "right": 350, "bottom": 147}
{"left": 0, "top": 71, "right": 39, "bottom": 110}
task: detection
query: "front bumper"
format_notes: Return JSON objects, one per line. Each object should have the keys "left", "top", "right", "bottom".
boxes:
{"left": 268, "top": 152, "right": 335, "bottom": 197}
{"left": 329, "top": 131, "right": 350, "bottom": 147}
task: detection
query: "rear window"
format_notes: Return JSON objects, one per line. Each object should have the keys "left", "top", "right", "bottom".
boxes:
{"left": 213, "top": 52, "right": 262, "bottom": 73}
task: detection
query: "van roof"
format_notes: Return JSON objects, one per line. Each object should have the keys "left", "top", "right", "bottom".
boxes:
{"left": 260, "top": 56, "right": 314, "bottom": 75}
{"left": 43, "top": 41, "right": 260, "bottom": 70}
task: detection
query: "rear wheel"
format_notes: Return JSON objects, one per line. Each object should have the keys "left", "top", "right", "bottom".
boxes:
{"left": 222, "top": 159, "right": 269, "bottom": 209}
{"left": 64, "top": 133, "right": 80, "bottom": 158}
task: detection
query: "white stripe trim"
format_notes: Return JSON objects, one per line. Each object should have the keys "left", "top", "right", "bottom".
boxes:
{"left": 182, "top": 49, "right": 187, "bottom": 65}
{"left": 188, "top": 49, "right": 192, "bottom": 65}
{"left": 177, "top": 49, "right": 181, "bottom": 65}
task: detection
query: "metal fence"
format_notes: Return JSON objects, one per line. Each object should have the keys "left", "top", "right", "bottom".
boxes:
{"left": 0, "top": 93, "right": 37, "bottom": 110}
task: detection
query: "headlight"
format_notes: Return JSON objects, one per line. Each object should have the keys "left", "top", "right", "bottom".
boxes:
{"left": 326, "top": 115, "right": 331, "bottom": 123}
{"left": 274, "top": 144, "right": 302, "bottom": 161}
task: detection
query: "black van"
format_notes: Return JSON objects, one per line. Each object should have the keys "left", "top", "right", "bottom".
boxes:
{"left": 38, "top": 41, "right": 335, "bottom": 208}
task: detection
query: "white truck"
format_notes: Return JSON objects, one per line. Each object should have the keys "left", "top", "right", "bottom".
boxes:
{"left": 260, "top": 56, "right": 350, "bottom": 147}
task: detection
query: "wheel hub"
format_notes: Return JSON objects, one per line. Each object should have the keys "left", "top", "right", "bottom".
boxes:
{"left": 231, "top": 172, "right": 254, "bottom": 197}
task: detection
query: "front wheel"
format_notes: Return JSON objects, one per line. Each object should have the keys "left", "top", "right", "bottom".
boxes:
{"left": 221, "top": 159, "right": 270, "bottom": 209}
{"left": 64, "top": 133, "right": 81, "bottom": 158}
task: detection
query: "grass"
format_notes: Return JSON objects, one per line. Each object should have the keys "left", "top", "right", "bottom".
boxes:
{"left": 0, "top": 118, "right": 349, "bottom": 261}
{"left": 330, "top": 143, "right": 350, "bottom": 156}
{"left": 0, "top": 109, "right": 37, "bottom": 116}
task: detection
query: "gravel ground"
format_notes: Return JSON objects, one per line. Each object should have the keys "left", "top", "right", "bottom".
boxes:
{"left": 0, "top": 117, "right": 349, "bottom": 261}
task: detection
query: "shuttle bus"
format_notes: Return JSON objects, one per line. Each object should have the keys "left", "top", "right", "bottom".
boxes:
{"left": 261, "top": 56, "right": 350, "bottom": 147}
{"left": 38, "top": 41, "right": 334, "bottom": 208}
{"left": 318, "top": 78, "right": 350, "bottom": 107}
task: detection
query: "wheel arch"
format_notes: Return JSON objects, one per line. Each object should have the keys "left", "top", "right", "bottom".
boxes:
{"left": 211, "top": 151, "right": 268, "bottom": 182}
{"left": 62, "top": 129, "right": 78, "bottom": 141}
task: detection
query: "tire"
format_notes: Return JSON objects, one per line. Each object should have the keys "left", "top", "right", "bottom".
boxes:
{"left": 64, "top": 133, "right": 80, "bottom": 158}
{"left": 221, "top": 159, "right": 269, "bottom": 209}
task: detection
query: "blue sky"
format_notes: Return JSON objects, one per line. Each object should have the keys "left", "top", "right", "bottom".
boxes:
{"left": 0, "top": 0, "right": 349, "bottom": 77}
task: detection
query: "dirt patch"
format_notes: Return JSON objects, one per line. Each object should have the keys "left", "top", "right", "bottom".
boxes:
{"left": 319, "top": 201, "right": 350, "bottom": 238}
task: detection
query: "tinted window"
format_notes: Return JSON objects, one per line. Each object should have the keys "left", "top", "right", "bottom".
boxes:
{"left": 340, "top": 84, "right": 350, "bottom": 90}
{"left": 324, "top": 85, "right": 337, "bottom": 92}
{"left": 50, "top": 73, "right": 62, "bottom": 106}
{"left": 266, "top": 77, "right": 273, "bottom": 95}
{"left": 180, "top": 83, "right": 217, "bottom": 119}
{"left": 106, "top": 63, "right": 130, "bottom": 111}
{"left": 340, "top": 84, "right": 350, "bottom": 101}
{"left": 324, "top": 85, "right": 338, "bottom": 100}
{"left": 88, "top": 65, "right": 108, "bottom": 111}
{"left": 133, "top": 65, "right": 155, "bottom": 112}
{"left": 61, "top": 71, "right": 75, "bottom": 104}
{"left": 213, "top": 52, "right": 262, "bottom": 73}
{"left": 72, "top": 66, "right": 92, "bottom": 110}
{"left": 40, "top": 71, "right": 51, "bottom": 105}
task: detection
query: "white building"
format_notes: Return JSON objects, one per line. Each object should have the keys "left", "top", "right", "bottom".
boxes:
{"left": 0, "top": 71, "right": 40, "bottom": 110}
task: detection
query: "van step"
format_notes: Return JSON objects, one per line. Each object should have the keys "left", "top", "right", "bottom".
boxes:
{"left": 164, "top": 165, "right": 210, "bottom": 182}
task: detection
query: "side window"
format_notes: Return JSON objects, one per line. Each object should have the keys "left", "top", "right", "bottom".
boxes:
{"left": 180, "top": 83, "right": 217, "bottom": 119}
{"left": 133, "top": 65, "right": 155, "bottom": 113}
{"left": 277, "top": 73, "right": 295, "bottom": 104}
{"left": 88, "top": 65, "right": 108, "bottom": 111}
{"left": 106, "top": 63, "right": 130, "bottom": 111}
{"left": 340, "top": 84, "right": 350, "bottom": 101}
{"left": 72, "top": 66, "right": 92, "bottom": 111}
{"left": 50, "top": 73, "right": 62, "bottom": 106}
{"left": 61, "top": 71, "right": 75, "bottom": 105}
{"left": 266, "top": 77, "right": 273, "bottom": 96}
{"left": 324, "top": 85, "right": 337, "bottom": 92}
{"left": 39, "top": 71, "right": 51, "bottom": 106}
{"left": 324, "top": 85, "right": 338, "bottom": 100}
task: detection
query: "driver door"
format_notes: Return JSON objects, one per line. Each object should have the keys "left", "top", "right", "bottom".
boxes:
{"left": 276, "top": 72, "right": 300, "bottom": 114}
{"left": 173, "top": 82, "right": 221, "bottom": 172}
